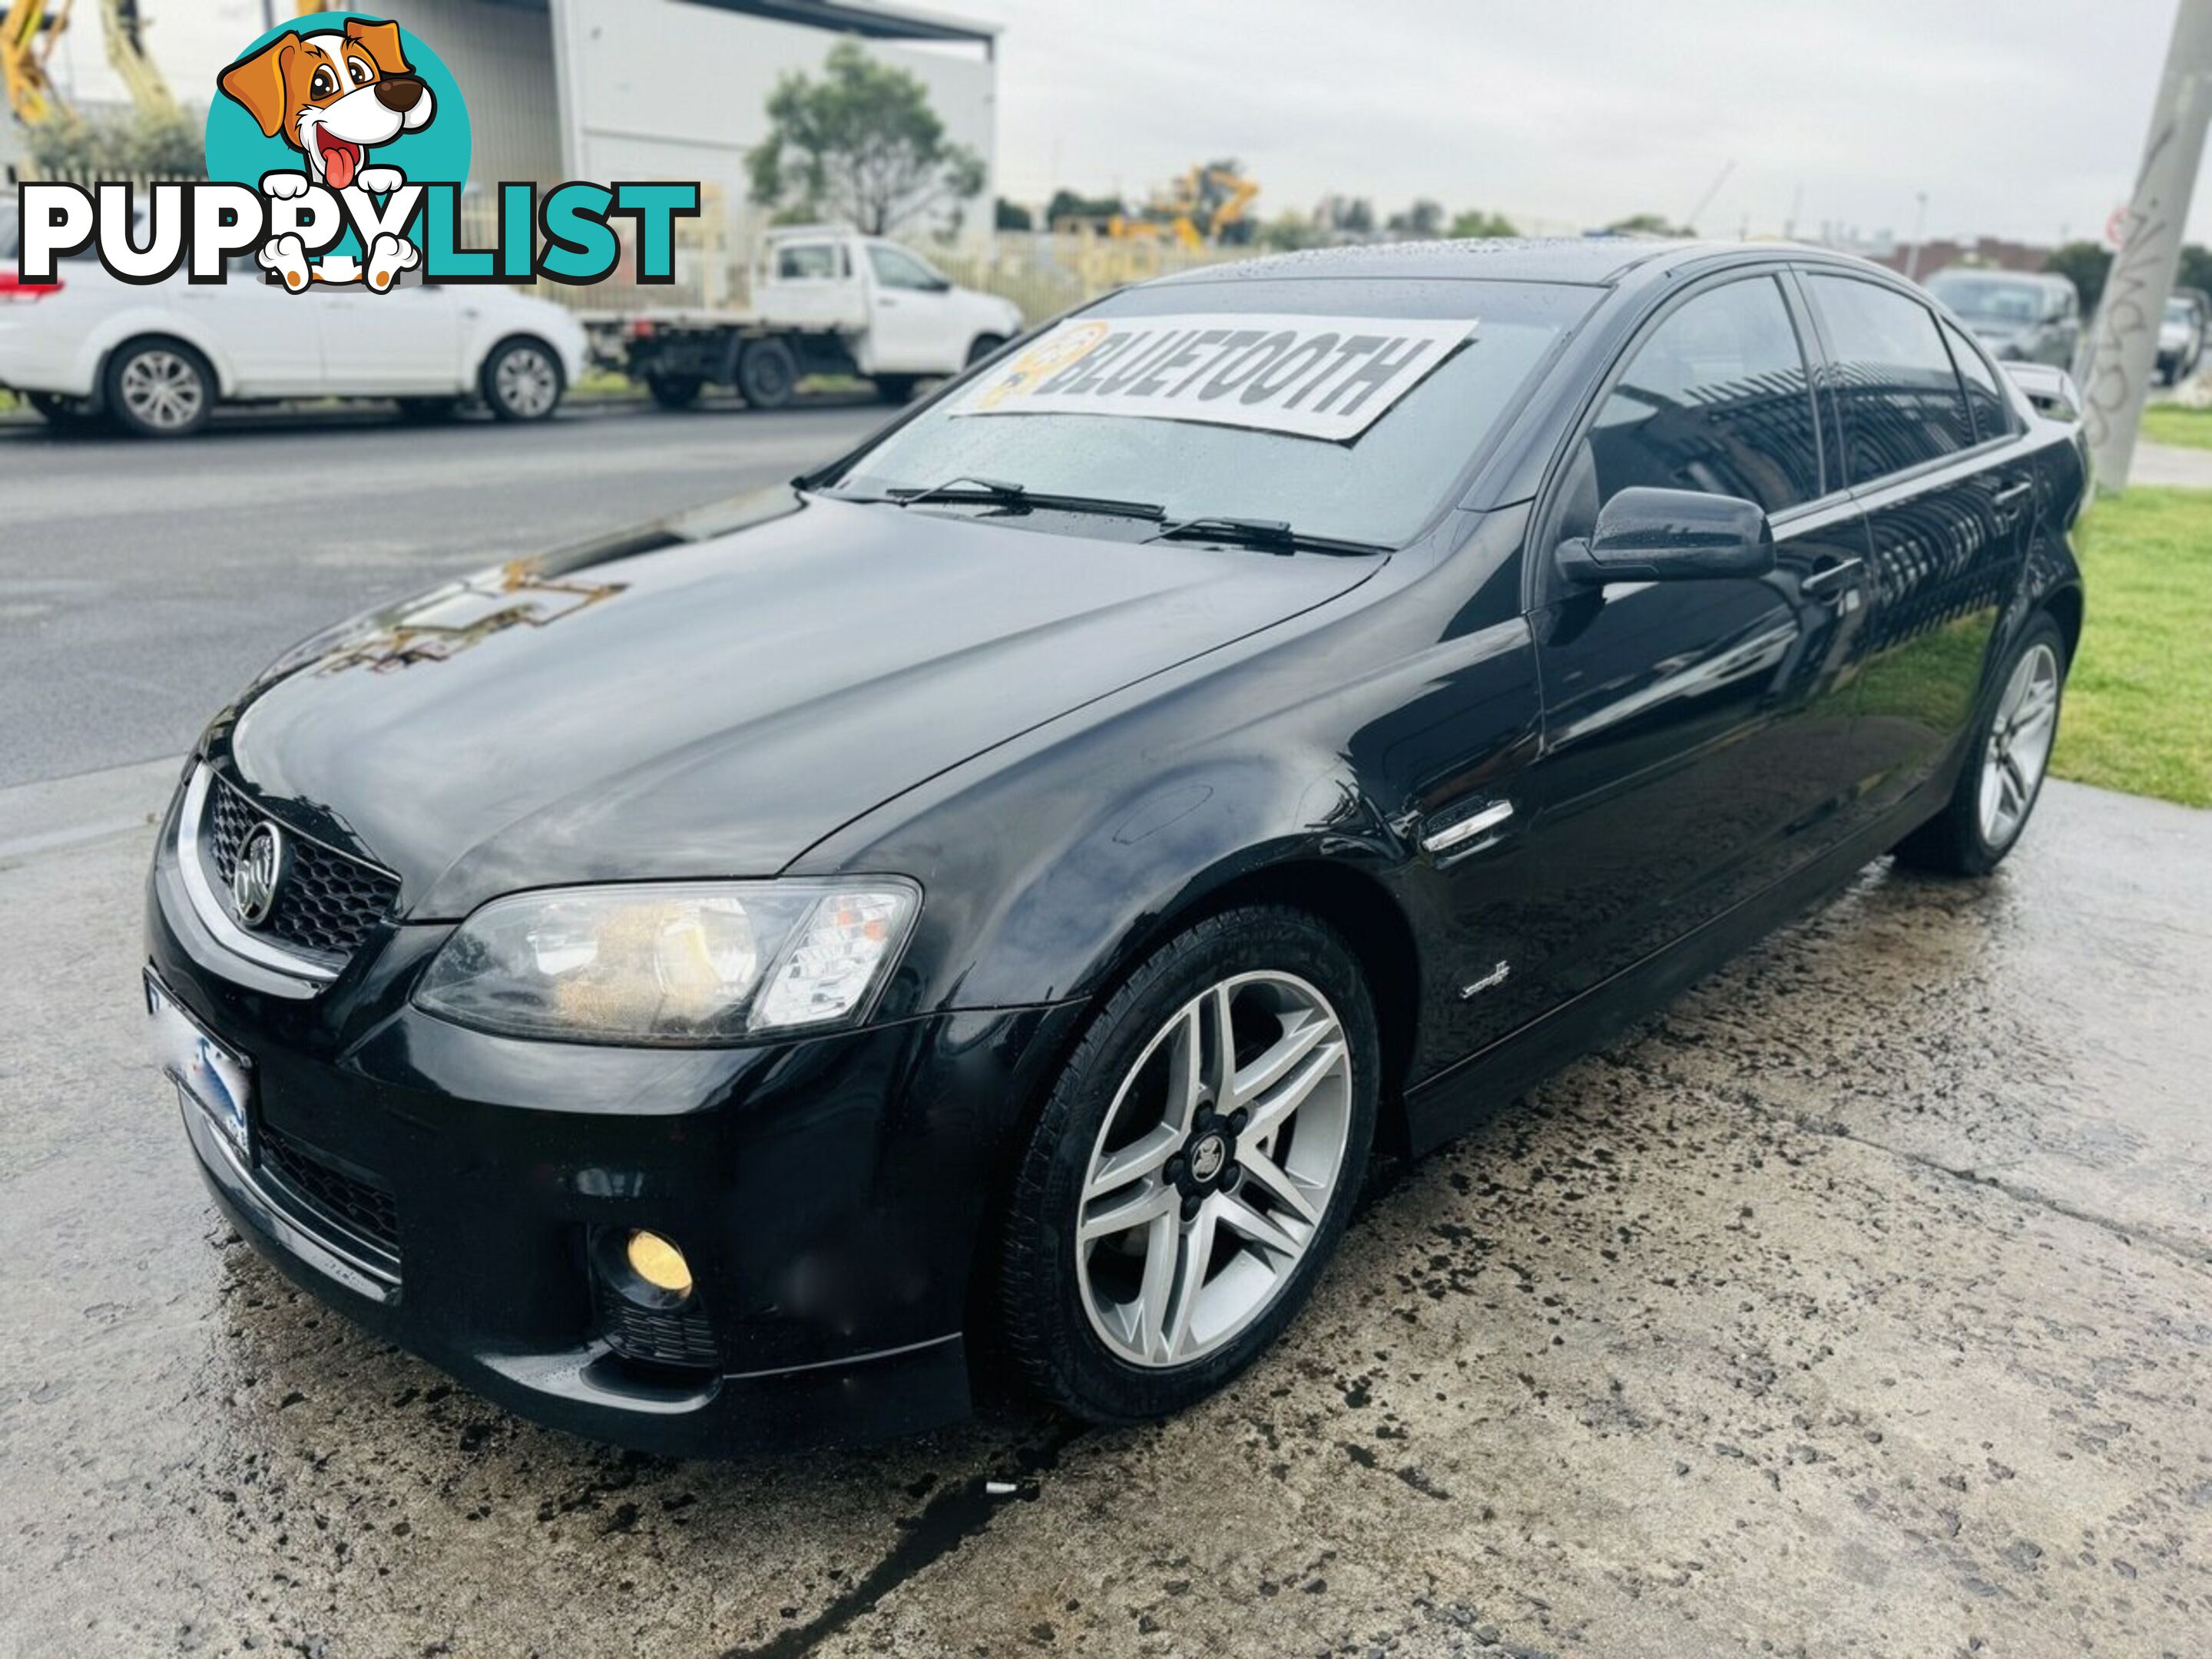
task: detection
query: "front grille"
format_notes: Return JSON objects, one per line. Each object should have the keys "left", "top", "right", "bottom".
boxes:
{"left": 207, "top": 775, "right": 399, "bottom": 959}
{"left": 259, "top": 1122, "right": 401, "bottom": 1260}
{"left": 600, "top": 1295, "right": 720, "bottom": 1369}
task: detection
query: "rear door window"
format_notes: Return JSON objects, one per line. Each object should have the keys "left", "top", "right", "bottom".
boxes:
{"left": 1806, "top": 274, "right": 1975, "bottom": 484}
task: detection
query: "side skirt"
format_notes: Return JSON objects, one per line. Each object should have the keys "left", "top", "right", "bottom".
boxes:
{"left": 1399, "top": 769, "right": 1955, "bottom": 1157}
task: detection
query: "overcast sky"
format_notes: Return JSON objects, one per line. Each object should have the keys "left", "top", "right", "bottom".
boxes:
{"left": 960, "top": 0, "right": 2200, "bottom": 247}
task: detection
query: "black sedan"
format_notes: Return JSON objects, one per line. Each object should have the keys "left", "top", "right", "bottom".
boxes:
{"left": 144, "top": 239, "right": 2086, "bottom": 1453}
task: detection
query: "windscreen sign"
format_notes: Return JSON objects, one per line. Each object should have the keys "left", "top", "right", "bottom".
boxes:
{"left": 952, "top": 313, "right": 1479, "bottom": 442}
{"left": 12, "top": 12, "right": 697, "bottom": 294}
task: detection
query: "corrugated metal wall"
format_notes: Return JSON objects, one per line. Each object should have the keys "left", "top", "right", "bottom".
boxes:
{"left": 368, "top": 0, "right": 565, "bottom": 192}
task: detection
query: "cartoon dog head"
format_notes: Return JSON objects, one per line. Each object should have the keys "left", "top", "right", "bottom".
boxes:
{"left": 218, "top": 18, "right": 433, "bottom": 192}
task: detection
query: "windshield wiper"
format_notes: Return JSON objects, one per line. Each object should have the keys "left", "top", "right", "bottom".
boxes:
{"left": 896, "top": 474, "right": 1030, "bottom": 509}
{"left": 878, "top": 475, "right": 1167, "bottom": 522}
{"left": 1146, "top": 515, "right": 1389, "bottom": 557}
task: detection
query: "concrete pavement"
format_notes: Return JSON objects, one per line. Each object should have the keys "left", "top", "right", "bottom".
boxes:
{"left": 1, "top": 764, "right": 2206, "bottom": 1658}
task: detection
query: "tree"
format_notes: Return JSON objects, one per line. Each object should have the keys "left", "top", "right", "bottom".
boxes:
{"left": 28, "top": 108, "right": 204, "bottom": 180}
{"left": 2045, "top": 241, "right": 2113, "bottom": 314}
{"left": 1386, "top": 198, "right": 1445, "bottom": 240}
{"left": 2175, "top": 242, "right": 2212, "bottom": 298}
{"left": 1044, "top": 188, "right": 1126, "bottom": 228}
{"left": 747, "top": 41, "right": 985, "bottom": 237}
{"left": 995, "top": 198, "right": 1032, "bottom": 232}
{"left": 1258, "top": 210, "right": 1329, "bottom": 252}
{"left": 1605, "top": 211, "right": 1693, "bottom": 237}
{"left": 1449, "top": 209, "right": 1518, "bottom": 240}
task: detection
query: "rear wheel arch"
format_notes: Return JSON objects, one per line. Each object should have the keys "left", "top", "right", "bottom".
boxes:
{"left": 478, "top": 333, "right": 567, "bottom": 420}
{"left": 2042, "top": 581, "right": 2084, "bottom": 671}
{"left": 101, "top": 327, "right": 233, "bottom": 399}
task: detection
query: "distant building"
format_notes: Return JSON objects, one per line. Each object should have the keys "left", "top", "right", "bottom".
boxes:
{"left": 1871, "top": 236, "right": 2056, "bottom": 277}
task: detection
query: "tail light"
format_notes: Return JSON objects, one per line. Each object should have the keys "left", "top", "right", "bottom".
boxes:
{"left": 0, "top": 268, "right": 63, "bottom": 302}
{"left": 628, "top": 317, "right": 655, "bottom": 339}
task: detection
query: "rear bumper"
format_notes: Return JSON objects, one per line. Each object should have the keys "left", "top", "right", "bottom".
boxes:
{"left": 147, "top": 798, "right": 1087, "bottom": 1455}
{"left": 0, "top": 313, "right": 97, "bottom": 396}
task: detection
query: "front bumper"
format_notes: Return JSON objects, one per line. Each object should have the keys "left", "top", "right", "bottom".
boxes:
{"left": 147, "top": 793, "right": 1084, "bottom": 1455}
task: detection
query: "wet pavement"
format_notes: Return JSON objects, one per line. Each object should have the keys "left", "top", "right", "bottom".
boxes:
{"left": 1, "top": 767, "right": 2207, "bottom": 1658}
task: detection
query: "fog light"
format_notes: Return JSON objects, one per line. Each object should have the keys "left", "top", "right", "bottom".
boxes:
{"left": 625, "top": 1230, "right": 693, "bottom": 1298}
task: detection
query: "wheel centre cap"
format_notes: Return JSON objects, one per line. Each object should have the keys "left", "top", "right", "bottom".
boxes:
{"left": 1187, "top": 1131, "right": 1230, "bottom": 1184}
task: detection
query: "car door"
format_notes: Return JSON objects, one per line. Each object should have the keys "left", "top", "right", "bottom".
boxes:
{"left": 1801, "top": 273, "right": 2032, "bottom": 824}
{"left": 1496, "top": 271, "right": 1874, "bottom": 1018}
{"left": 312, "top": 278, "right": 465, "bottom": 393}
{"left": 170, "top": 258, "right": 324, "bottom": 394}
{"left": 863, "top": 242, "right": 962, "bottom": 373}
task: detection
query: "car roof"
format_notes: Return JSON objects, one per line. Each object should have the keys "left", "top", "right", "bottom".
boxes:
{"left": 1146, "top": 236, "right": 1897, "bottom": 292}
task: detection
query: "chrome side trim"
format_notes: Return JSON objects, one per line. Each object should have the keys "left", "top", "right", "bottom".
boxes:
{"left": 176, "top": 766, "right": 339, "bottom": 985}
{"left": 1421, "top": 798, "right": 1515, "bottom": 856}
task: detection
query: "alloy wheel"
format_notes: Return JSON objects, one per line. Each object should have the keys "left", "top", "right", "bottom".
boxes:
{"left": 1075, "top": 970, "right": 1353, "bottom": 1368}
{"left": 120, "top": 350, "right": 204, "bottom": 432}
{"left": 1979, "top": 641, "right": 2060, "bottom": 849}
{"left": 495, "top": 346, "right": 559, "bottom": 418}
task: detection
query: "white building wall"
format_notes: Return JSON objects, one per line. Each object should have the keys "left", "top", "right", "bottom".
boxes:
{"left": 549, "top": 0, "right": 998, "bottom": 250}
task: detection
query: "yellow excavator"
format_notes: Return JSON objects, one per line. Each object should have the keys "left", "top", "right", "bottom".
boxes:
{"left": 1054, "top": 164, "right": 1261, "bottom": 253}
{"left": 4, "top": 0, "right": 174, "bottom": 134}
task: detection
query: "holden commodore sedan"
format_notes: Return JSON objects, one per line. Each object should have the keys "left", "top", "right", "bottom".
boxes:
{"left": 144, "top": 240, "right": 2086, "bottom": 1452}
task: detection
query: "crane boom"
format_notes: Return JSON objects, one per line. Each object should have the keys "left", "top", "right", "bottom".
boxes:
{"left": 3, "top": 0, "right": 71, "bottom": 128}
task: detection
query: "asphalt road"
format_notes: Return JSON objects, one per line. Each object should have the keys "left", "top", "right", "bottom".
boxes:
{"left": 0, "top": 397, "right": 889, "bottom": 789}
{"left": 2, "top": 403, "right": 2210, "bottom": 1656}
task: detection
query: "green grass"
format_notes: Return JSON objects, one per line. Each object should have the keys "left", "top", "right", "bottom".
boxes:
{"left": 2057, "top": 488, "right": 2212, "bottom": 807}
{"left": 2137, "top": 403, "right": 2212, "bottom": 450}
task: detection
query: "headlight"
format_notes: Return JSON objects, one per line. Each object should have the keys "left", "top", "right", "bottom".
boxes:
{"left": 412, "top": 879, "right": 919, "bottom": 1043}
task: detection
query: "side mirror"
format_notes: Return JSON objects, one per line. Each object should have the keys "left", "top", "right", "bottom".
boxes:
{"left": 1558, "top": 486, "right": 1775, "bottom": 584}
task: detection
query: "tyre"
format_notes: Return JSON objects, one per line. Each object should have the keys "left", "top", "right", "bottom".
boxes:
{"left": 480, "top": 337, "right": 565, "bottom": 422}
{"left": 736, "top": 338, "right": 799, "bottom": 409}
{"left": 396, "top": 396, "right": 461, "bottom": 424}
{"left": 966, "top": 333, "right": 1007, "bottom": 367}
{"left": 103, "top": 339, "right": 214, "bottom": 438}
{"left": 25, "top": 391, "right": 107, "bottom": 434}
{"left": 998, "top": 905, "right": 1379, "bottom": 1424}
{"left": 1892, "top": 614, "right": 2067, "bottom": 877}
{"left": 873, "top": 375, "right": 920, "bottom": 405}
{"left": 646, "top": 373, "right": 703, "bottom": 411}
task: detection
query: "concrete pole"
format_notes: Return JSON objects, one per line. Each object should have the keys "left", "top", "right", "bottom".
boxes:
{"left": 2083, "top": 0, "right": 2212, "bottom": 490}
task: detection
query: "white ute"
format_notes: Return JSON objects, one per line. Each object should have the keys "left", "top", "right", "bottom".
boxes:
{"left": 605, "top": 225, "right": 1025, "bottom": 409}
{"left": 0, "top": 204, "right": 588, "bottom": 438}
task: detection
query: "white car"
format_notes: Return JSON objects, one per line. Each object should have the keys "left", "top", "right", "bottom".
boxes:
{"left": 0, "top": 208, "right": 588, "bottom": 438}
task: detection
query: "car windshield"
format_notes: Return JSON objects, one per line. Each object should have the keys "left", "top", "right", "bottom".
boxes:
{"left": 823, "top": 276, "right": 1595, "bottom": 547}
{"left": 2167, "top": 299, "right": 2195, "bottom": 323}
{"left": 1928, "top": 275, "right": 2043, "bottom": 326}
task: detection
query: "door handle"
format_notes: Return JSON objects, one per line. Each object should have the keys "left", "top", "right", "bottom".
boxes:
{"left": 1992, "top": 479, "right": 2035, "bottom": 522}
{"left": 879, "top": 296, "right": 899, "bottom": 307}
{"left": 1800, "top": 557, "right": 1863, "bottom": 600}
